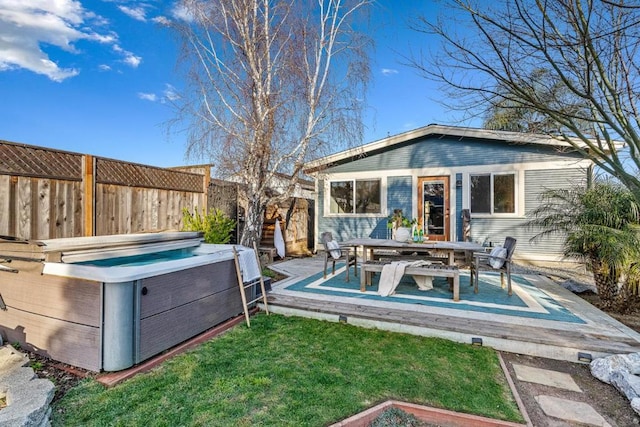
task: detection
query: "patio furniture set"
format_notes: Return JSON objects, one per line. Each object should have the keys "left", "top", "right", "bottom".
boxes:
{"left": 321, "top": 233, "right": 517, "bottom": 302}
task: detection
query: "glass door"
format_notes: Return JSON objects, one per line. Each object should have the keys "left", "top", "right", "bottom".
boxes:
{"left": 418, "top": 176, "right": 450, "bottom": 241}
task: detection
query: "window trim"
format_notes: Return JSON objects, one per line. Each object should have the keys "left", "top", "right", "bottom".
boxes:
{"left": 467, "top": 171, "right": 521, "bottom": 217}
{"left": 325, "top": 177, "right": 385, "bottom": 216}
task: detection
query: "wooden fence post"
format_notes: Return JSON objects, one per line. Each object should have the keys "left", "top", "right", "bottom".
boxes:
{"left": 83, "top": 155, "right": 95, "bottom": 236}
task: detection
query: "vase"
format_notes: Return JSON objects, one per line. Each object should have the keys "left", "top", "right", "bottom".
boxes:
{"left": 394, "top": 227, "right": 411, "bottom": 242}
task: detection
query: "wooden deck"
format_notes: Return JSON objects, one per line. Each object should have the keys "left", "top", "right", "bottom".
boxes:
{"left": 266, "top": 258, "right": 640, "bottom": 363}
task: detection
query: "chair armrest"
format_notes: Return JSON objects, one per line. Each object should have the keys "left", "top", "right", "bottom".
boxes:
{"left": 472, "top": 251, "right": 492, "bottom": 259}
{"left": 473, "top": 252, "right": 510, "bottom": 263}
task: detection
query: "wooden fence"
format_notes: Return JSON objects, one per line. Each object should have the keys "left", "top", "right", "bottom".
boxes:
{"left": 0, "top": 141, "right": 207, "bottom": 240}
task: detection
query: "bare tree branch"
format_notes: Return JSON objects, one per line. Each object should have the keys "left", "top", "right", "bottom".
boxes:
{"left": 169, "top": 0, "right": 372, "bottom": 246}
{"left": 409, "top": 0, "right": 640, "bottom": 199}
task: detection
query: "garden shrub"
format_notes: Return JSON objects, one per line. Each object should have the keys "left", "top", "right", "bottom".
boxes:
{"left": 182, "top": 208, "right": 236, "bottom": 244}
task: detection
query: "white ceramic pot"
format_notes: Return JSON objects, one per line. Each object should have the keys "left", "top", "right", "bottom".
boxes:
{"left": 394, "top": 227, "right": 411, "bottom": 242}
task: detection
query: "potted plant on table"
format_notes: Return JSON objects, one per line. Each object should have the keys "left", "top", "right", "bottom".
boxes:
{"left": 388, "top": 209, "right": 416, "bottom": 242}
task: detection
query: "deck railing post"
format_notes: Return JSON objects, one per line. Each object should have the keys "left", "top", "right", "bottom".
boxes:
{"left": 82, "top": 154, "right": 95, "bottom": 236}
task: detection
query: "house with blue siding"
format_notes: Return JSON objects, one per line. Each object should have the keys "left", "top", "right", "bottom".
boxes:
{"left": 303, "top": 124, "right": 595, "bottom": 264}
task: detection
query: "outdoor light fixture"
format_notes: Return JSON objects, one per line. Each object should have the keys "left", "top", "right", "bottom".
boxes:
{"left": 577, "top": 352, "right": 593, "bottom": 363}
{"left": 471, "top": 337, "right": 483, "bottom": 346}
{"left": 338, "top": 315, "right": 348, "bottom": 323}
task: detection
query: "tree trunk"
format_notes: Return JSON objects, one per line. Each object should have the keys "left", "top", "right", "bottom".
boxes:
{"left": 240, "top": 194, "right": 266, "bottom": 248}
{"left": 613, "top": 280, "right": 633, "bottom": 314}
{"left": 591, "top": 257, "right": 617, "bottom": 309}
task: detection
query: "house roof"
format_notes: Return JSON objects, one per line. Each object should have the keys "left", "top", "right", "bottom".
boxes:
{"left": 303, "top": 124, "right": 608, "bottom": 173}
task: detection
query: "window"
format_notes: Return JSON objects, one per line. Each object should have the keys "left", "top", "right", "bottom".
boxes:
{"left": 329, "top": 179, "right": 381, "bottom": 214}
{"left": 470, "top": 173, "right": 515, "bottom": 214}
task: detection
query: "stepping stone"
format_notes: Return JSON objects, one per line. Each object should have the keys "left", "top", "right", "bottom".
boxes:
{"left": 513, "top": 364, "right": 582, "bottom": 392}
{"left": 535, "top": 395, "right": 611, "bottom": 426}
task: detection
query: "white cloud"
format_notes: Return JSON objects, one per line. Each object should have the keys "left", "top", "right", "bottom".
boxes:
{"left": 123, "top": 52, "right": 142, "bottom": 68}
{"left": 113, "top": 44, "right": 142, "bottom": 68}
{"left": 138, "top": 84, "right": 180, "bottom": 104}
{"left": 152, "top": 15, "right": 171, "bottom": 26}
{"left": 98, "top": 64, "right": 111, "bottom": 71}
{"left": 0, "top": 0, "right": 140, "bottom": 81}
{"left": 171, "top": 3, "right": 194, "bottom": 22}
{"left": 381, "top": 68, "right": 399, "bottom": 76}
{"left": 118, "top": 5, "right": 146, "bottom": 22}
{"left": 138, "top": 92, "right": 157, "bottom": 101}
{"left": 163, "top": 84, "right": 180, "bottom": 102}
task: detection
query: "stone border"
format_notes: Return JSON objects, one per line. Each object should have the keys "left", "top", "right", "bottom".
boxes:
{"left": 0, "top": 345, "right": 55, "bottom": 427}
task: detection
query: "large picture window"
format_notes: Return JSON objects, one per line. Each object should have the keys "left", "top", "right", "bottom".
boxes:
{"left": 470, "top": 173, "right": 515, "bottom": 214}
{"left": 329, "top": 179, "right": 381, "bottom": 214}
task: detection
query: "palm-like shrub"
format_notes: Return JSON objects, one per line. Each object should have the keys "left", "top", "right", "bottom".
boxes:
{"left": 528, "top": 182, "right": 640, "bottom": 312}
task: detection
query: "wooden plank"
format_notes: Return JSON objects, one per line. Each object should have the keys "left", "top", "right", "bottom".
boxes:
{"left": 96, "top": 184, "right": 117, "bottom": 235}
{"left": 0, "top": 262, "right": 102, "bottom": 326}
{"left": 166, "top": 189, "right": 176, "bottom": 230}
{"left": 120, "top": 185, "right": 132, "bottom": 234}
{"left": 108, "top": 184, "right": 117, "bottom": 235}
{"left": 267, "top": 294, "right": 640, "bottom": 354}
{"left": 141, "top": 189, "right": 151, "bottom": 231}
{"left": 0, "top": 307, "right": 101, "bottom": 371}
{"left": 94, "top": 183, "right": 104, "bottom": 235}
{"left": 16, "top": 177, "right": 31, "bottom": 240}
{"left": 140, "top": 259, "right": 237, "bottom": 318}
{"left": 131, "top": 187, "right": 143, "bottom": 232}
{"left": 175, "top": 191, "right": 184, "bottom": 230}
{"left": 0, "top": 175, "right": 10, "bottom": 236}
{"left": 53, "top": 180, "right": 76, "bottom": 239}
{"left": 150, "top": 188, "right": 159, "bottom": 230}
{"left": 157, "top": 190, "right": 168, "bottom": 230}
{"left": 139, "top": 287, "right": 244, "bottom": 361}
{"left": 111, "top": 185, "right": 121, "bottom": 234}
{"left": 50, "top": 179, "right": 59, "bottom": 238}
{"left": 83, "top": 154, "right": 94, "bottom": 236}
{"left": 36, "top": 178, "right": 50, "bottom": 239}
{"left": 73, "top": 180, "right": 83, "bottom": 237}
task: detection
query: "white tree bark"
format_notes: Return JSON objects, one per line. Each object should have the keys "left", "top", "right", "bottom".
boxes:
{"left": 172, "top": 0, "right": 371, "bottom": 247}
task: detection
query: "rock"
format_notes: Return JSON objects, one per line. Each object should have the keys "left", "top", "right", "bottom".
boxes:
{"left": 0, "top": 346, "right": 29, "bottom": 376}
{"left": 611, "top": 370, "right": 640, "bottom": 401}
{"left": 560, "top": 279, "right": 596, "bottom": 294}
{"left": 591, "top": 353, "right": 640, "bottom": 383}
{"left": 0, "top": 345, "right": 55, "bottom": 427}
{"left": 631, "top": 397, "right": 640, "bottom": 416}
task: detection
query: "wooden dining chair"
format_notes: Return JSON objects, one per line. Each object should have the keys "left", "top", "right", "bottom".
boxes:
{"left": 469, "top": 237, "right": 517, "bottom": 295}
{"left": 320, "top": 232, "right": 357, "bottom": 281}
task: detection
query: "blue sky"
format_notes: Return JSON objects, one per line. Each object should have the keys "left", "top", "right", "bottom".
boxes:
{"left": 0, "top": 1, "right": 469, "bottom": 168}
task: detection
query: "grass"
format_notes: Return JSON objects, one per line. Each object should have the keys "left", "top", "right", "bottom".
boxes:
{"left": 52, "top": 314, "right": 523, "bottom": 426}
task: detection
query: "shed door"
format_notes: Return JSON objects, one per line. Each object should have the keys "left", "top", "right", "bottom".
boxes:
{"left": 418, "top": 176, "right": 450, "bottom": 241}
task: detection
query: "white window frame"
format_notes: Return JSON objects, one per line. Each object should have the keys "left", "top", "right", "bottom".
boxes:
{"left": 467, "top": 171, "right": 522, "bottom": 217}
{"left": 325, "top": 176, "right": 385, "bottom": 216}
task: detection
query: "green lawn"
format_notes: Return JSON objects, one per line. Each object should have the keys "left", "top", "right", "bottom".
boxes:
{"left": 52, "top": 314, "right": 523, "bottom": 426}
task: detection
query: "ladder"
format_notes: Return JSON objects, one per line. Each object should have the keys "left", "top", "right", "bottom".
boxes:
{"left": 232, "top": 242, "right": 270, "bottom": 327}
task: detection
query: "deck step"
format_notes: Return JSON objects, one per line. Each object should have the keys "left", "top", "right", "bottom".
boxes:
{"left": 265, "top": 290, "right": 640, "bottom": 362}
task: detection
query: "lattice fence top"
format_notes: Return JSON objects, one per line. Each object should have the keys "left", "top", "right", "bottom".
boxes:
{"left": 0, "top": 141, "right": 83, "bottom": 180}
{"left": 96, "top": 158, "right": 204, "bottom": 192}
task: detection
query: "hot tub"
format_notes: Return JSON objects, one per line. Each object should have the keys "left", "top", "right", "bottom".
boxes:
{"left": 0, "top": 232, "right": 251, "bottom": 371}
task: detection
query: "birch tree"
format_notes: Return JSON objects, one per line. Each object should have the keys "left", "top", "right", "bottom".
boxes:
{"left": 172, "top": 0, "right": 371, "bottom": 246}
{"left": 411, "top": 0, "right": 640, "bottom": 201}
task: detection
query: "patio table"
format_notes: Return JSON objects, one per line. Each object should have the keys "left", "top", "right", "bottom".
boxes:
{"left": 341, "top": 238, "right": 485, "bottom": 266}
